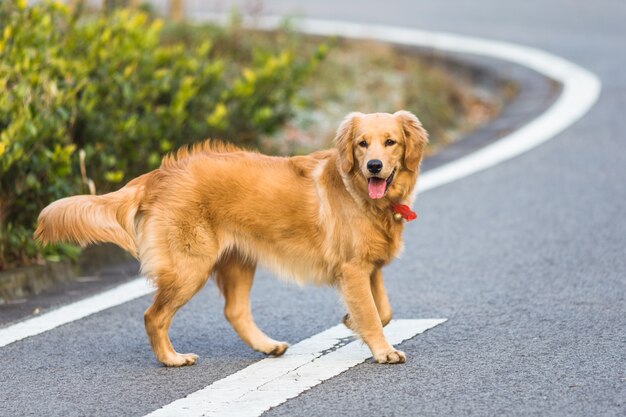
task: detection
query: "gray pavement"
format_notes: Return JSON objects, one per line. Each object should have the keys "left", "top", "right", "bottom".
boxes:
{"left": 1, "top": 1, "right": 625, "bottom": 416}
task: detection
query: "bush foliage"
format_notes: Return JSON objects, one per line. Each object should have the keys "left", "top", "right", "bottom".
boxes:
{"left": 0, "top": 0, "right": 327, "bottom": 269}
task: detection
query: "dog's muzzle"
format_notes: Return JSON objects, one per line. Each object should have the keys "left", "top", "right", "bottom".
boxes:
{"left": 367, "top": 168, "right": 396, "bottom": 199}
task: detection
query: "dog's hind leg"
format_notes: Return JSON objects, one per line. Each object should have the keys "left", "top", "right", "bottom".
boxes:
{"left": 144, "top": 256, "right": 212, "bottom": 367}
{"left": 216, "top": 252, "right": 289, "bottom": 356}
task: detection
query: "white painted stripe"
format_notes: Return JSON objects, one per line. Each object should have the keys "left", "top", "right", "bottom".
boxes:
{"left": 144, "top": 319, "right": 445, "bottom": 417}
{"left": 0, "top": 278, "right": 153, "bottom": 347}
{"left": 0, "top": 19, "right": 600, "bottom": 347}
{"left": 192, "top": 15, "right": 601, "bottom": 193}
{"left": 418, "top": 52, "right": 599, "bottom": 191}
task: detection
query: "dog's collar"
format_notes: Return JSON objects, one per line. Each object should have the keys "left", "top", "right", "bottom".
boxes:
{"left": 391, "top": 204, "right": 417, "bottom": 222}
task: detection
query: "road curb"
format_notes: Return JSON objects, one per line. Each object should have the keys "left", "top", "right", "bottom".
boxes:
{"left": 0, "top": 245, "right": 138, "bottom": 326}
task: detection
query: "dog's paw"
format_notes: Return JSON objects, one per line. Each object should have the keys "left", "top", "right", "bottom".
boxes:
{"left": 266, "top": 341, "right": 289, "bottom": 357}
{"left": 373, "top": 349, "right": 406, "bottom": 364}
{"left": 255, "top": 340, "right": 289, "bottom": 357}
{"left": 161, "top": 352, "right": 198, "bottom": 367}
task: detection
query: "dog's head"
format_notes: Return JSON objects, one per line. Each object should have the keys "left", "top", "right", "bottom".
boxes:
{"left": 334, "top": 111, "right": 428, "bottom": 202}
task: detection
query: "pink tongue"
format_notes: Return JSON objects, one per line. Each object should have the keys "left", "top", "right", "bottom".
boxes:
{"left": 368, "top": 178, "right": 387, "bottom": 199}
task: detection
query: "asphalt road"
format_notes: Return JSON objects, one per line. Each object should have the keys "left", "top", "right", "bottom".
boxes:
{"left": 1, "top": 1, "right": 625, "bottom": 416}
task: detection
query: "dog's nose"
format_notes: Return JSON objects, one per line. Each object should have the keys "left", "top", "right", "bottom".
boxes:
{"left": 367, "top": 159, "right": 383, "bottom": 174}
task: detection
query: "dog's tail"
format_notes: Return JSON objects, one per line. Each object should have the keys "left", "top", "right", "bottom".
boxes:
{"left": 34, "top": 173, "right": 150, "bottom": 258}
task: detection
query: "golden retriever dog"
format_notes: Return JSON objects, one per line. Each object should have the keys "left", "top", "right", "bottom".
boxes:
{"left": 35, "top": 110, "right": 428, "bottom": 366}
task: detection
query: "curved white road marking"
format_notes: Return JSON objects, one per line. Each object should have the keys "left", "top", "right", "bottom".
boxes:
{"left": 193, "top": 15, "right": 601, "bottom": 192}
{"left": 0, "top": 19, "right": 600, "bottom": 358}
{"left": 145, "top": 319, "right": 446, "bottom": 417}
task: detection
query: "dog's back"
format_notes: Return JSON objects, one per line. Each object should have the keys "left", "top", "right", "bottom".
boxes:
{"left": 33, "top": 140, "right": 246, "bottom": 256}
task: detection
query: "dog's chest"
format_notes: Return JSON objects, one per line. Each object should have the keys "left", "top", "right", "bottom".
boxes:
{"left": 357, "top": 218, "right": 404, "bottom": 266}
{"left": 380, "top": 226, "right": 404, "bottom": 264}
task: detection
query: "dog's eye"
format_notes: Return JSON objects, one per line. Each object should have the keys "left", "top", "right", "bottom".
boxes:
{"left": 385, "top": 139, "right": 396, "bottom": 147}
{"left": 358, "top": 140, "right": 368, "bottom": 148}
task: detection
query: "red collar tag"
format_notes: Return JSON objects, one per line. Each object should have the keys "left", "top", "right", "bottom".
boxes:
{"left": 392, "top": 204, "right": 418, "bottom": 221}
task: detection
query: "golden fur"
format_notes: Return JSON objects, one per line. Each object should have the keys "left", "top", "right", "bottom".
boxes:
{"left": 35, "top": 111, "right": 428, "bottom": 366}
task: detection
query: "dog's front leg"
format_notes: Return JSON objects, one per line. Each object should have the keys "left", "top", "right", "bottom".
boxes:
{"left": 339, "top": 263, "right": 406, "bottom": 364}
{"left": 370, "top": 268, "right": 393, "bottom": 326}
{"left": 343, "top": 268, "right": 393, "bottom": 330}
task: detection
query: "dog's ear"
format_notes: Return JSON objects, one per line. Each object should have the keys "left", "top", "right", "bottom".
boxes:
{"left": 334, "top": 112, "right": 363, "bottom": 174}
{"left": 395, "top": 110, "right": 429, "bottom": 172}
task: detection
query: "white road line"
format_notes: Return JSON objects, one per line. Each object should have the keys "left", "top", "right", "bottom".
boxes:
{"left": 144, "top": 319, "right": 446, "bottom": 417}
{"left": 0, "top": 19, "right": 600, "bottom": 348}
{"left": 0, "top": 278, "right": 153, "bottom": 347}
{"left": 193, "top": 15, "right": 601, "bottom": 193}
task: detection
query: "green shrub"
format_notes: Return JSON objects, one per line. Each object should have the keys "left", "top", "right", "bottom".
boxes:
{"left": 0, "top": 0, "right": 327, "bottom": 269}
